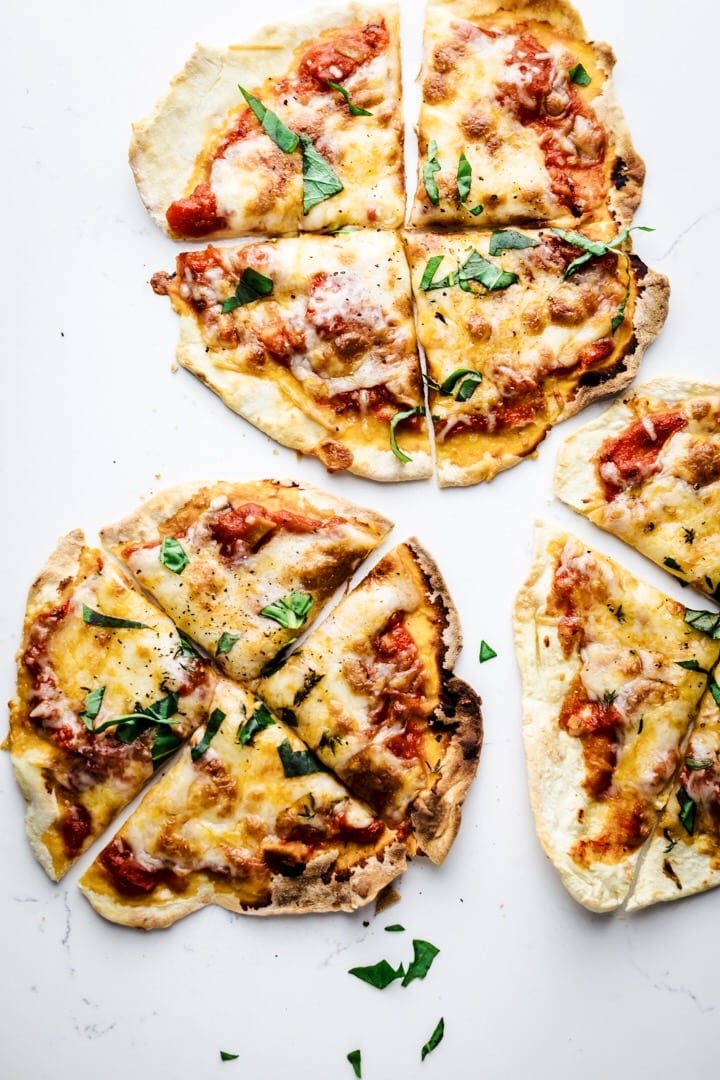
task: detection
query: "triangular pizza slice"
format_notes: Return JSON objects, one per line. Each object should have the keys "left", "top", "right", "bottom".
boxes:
{"left": 254, "top": 539, "right": 483, "bottom": 863}
{"left": 79, "top": 678, "right": 407, "bottom": 928}
{"left": 6, "top": 530, "right": 216, "bottom": 881}
{"left": 513, "top": 521, "right": 720, "bottom": 912}
{"left": 131, "top": 3, "right": 405, "bottom": 238}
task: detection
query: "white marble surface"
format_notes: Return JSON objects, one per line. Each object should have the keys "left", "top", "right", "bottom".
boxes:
{"left": 1, "top": 1, "right": 718, "bottom": 1076}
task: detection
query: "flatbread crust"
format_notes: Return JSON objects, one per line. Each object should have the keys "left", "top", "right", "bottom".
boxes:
{"left": 7, "top": 530, "right": 216, "bottom": 881}
{"left": 554, "top": 378, "right": 720, "bottom": 601}
{"left": 404, "top": 228, "right": 669, "bottom": 486}
{"left": 99, "top": 479, "right": 393, "bottom": 681}
{"left": 514, "top": 521, "right": 720, "bottom": 912}
{"left": 409, "top": 0, "right": 645, "bottom": 231}
{"left": 151, "top": 231, "right": 432, "bottom": 481}
{"left": 78, "top": 679, "right": 407, "bottom": 928}
{"left": 255, "top": 539, "right": 483, "bottom": 863}
{"left": 130, "top": 3, "right": 405, "bottom": 238}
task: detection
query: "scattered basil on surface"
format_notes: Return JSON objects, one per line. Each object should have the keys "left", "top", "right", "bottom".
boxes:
{"left": 389, "top": 406, "right": 425, "bottom": 464}
{"left": 401, "top": 939, "right": 440, "bottom": 986}
{"left": 346, "top": 1049, "right": 362, "bottom": 1078}
{"left": 327, "top": 80, "right": 372, "bottom": 116}
{"left": 479, "top": 640, "right": 497, "bottom": 663}
{"left": 488, "top": 229, "right": 539, "bottom": 256}
{"left": 299, "top": 135, "right": 344, "bottom": 214}
{"left": 191, "top": 708, "right": 226, "bottom": 760}
{"left": 348, "top": 958, "right": 405, "bottom": 989}
{"left": 220, "top": 1050, "right": 239, "bottom": 1062}
{"left": 222, "top": 267, "right": 275, "bottom": 313}
{"left": 261, "top": 590, "right": 313, "bottom": 630}
{"left": 238, "top": 86, "right": 299, "bottom": 153}
{"left": 216, "top": 631, "right": 242, "bottom": 656}
{"left": 159, "top": 536, "right": 189, "bottom": 574}
{"left": 237, "top": 702, "right": 275, "bottom": 745}
{"left": 277, "top": 738, "right": 324, "bottom": 777}
{"left": 81, "top": 605, "right": 149, "bottom": 631}
{"left": 569, "top": 62, "right": 591, "bottom": 86}
{"left": 423, "top": 140, "right": 441, "bottom": 205}
{"left": 385, "top": 923, "right": 405, "bottom": 932}
{"left": 421, "top": 1018, "right": 445, "bottom": 1061}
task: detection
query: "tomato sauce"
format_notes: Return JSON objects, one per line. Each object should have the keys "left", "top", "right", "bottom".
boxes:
{"left": 597, "top": 410, "right": 687, "bottom": 500}
{"left": 166, "top": 183, "right": 227, "bottom": 238}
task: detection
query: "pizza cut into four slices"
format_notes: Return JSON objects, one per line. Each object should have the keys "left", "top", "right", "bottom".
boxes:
{"left": 514, "top": 522, "right": 720, "bottom": 913}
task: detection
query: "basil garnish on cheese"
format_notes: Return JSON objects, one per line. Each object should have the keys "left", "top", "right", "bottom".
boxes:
{"left": 222, "top": 267, "right": 274, "bottom": 313}
{"left": 676, "top": 785, "right": 696, "bottom": 835}
{"left": 81, "top": 605, "right": 149, "bottom": 630}
{"left": 216, "top": 631, "right": 242, "bottom": 656}
{"left": 261, "top": 591, "right": 313, "bottom": 630}
{"left": 422, "top": 140, "right": 441, "bottom": 206}
{"left": 458, "top": 248, "right": 518, "bottom": 292}
{"left": 550, "top": 224, "right": 654, "bottom": 279}
{"left": 488, "top": 229, "right": 539, "bottom": 256}
{"left": 456, "top": 151, "right": 471, "bottom": 203}
{"left": 191, "top": 707, "right": 226, "bottom": 760}
{"left": 684, "top": 608, "right": 720, "bottom": 638}
{"left": 569, "top": 62, "right": 592, "bottom": 86}
{"left": 159, "top": 536, "right": 189, "bottom": 574}
{"left": 82, "top": 691, "right": 180, "bottom": 740}
{"left": 79, "top": 686, "right": 105, "bottom": 726}
{"left": 238, "top": 86, "right": 299, "bottom": 153}
{"left": 277, "top": 738, "right": 324, "bottom": 777}
{"left": 237, "top": 701, "right": 275, "bottom": 745}
{"left": 389, "top": 406, "right": 425, "bottom": 463}
{"left": 327, "top": 80, "right": 372, "bottom": 116}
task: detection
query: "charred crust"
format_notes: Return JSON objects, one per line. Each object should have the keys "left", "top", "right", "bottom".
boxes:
{"left": 611, "top": 156, "right": 629, "bottom": 189}
{"left": 577, "top": 354, "right": 631, "bottom": 390}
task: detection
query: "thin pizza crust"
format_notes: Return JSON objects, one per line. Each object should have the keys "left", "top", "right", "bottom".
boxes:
{"left": 554, "top": 377, "right": 720, "bottom": 601}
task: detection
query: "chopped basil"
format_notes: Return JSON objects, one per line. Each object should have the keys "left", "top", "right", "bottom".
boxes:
{"left": 569, "top": 62, "right": 591, "bottom": 86}
{"left": 277, "top": 738, "right": 324, "bottom": 777}
{"left": 385, "top": 923, "right": 405, "bottom": 932}
{"left": 346, "top": 1049, "right": 362, "bottom": 1078}
{"left": 684, "top": 608, "right": 720, "bottom": 639}
{"left": 261, "top": 590, "right": 313, "bottom": 630}
{"left": 421, "top": 1018, "right": 445, "bottom": 1061}
{"left": 327, "top": 80, "right": 372, "bottom": 116}
{"left": 216, "top": 631, "right": 242, "bottom": 656}
{"left": 479, "top": 640, "right": 497, "bottom": 663}
{"left": 82, "top": 605, "right": 149, "bottom": 630}
{"left": 238, "top": 86, "right": 299, "bottom": 153}
{"left": 294, "top": 669, "right": 323, "bottom": 705}
{"left": 456, "top": 151, "right": 472, "bottom": 203}
{"left": 401, "top": 939, "right": 440, "bottom": 986}
{"left": 389, "top": 406, "right": 425, "bottom": 464}
{"left": 611, "top": 284, "right": 629, "bottom": 333}
{"left": 468, "top": 203, "right": 484, "bottom": 216}
{"left": 664, "top": 556, "right": 684, "bottom": 573}
{"left": 419, "top": 255, "right": 456, "bottom": 292}
{"left": 151, "top": 727, "right": 183, "bottom": 768}
{"left": 259, "top": 640, "right": 298, "bottom": 677}
{"left": 222, "top": 267, "right": 275, "bottom": 313}
{"left": 177, "top": 632, "right": 200, "bottom": 658}
{"left": 550, "top": 224, "right": 654, "bottom": 279}
{"left": 220, "top": 1050, "right": 239, "bottom": 1062}
{"left": 159, "top": 536, "right": 189, "bottom": 574}
{"left": 437, "top": 368, "right": 483, "bottom": 402}
{"left": 79, "top": 686, "right": 105, "bottom": 727}
{"left": 191, "top": 708, "right": 226, "bottom": 760}
{"left": 686, "top": 757, "right": 713, "bottom": 770}
{"left": 677, "top": 786, "right": 696, "bottom": 835}
{"left": 348, "top": 958, "right": 405, "bottom": 989}
{"left": 488, "top": 229, "right": 539, "bottom": 256}
{"left": 238, "top": 702, "right": 275, "bottom": 745}
{"left": 458, "top": 248, "right": 518, "bottom": 292}
{"left": 86, "top": 692, "right": 179, "bottom": 739}
{"left": 711, "top": 678, "right": 720, "bottom": 709}
{"left": 299, "top": 135, "right": 344, "bottom": 214}
{"left": 422, "top": 140, "right": 441, "bottom": 206}
{"left": 675, "top": 659, "right": 707, "bottom": 673}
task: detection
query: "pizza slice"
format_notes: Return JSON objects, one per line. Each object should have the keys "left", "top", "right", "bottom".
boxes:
{"left": 99, "top": 479, "right": 393, "bottom": 682}
{"left": 409, "top": 0, "right": 645, "bottom": 231}
{"left": 152, "top": 230, "right": 432, "bottom": 481}
{"left": 78, "top": 678, "right": 407, "bottom": 928}
{"left": 554, "top": 379, "right": 720, "bottom": 603}
{"left": 628, "top": 658, "right": 720, "bottom": 911}
{"left": 513, "top": 521, "right": 720, "bottom": 913}
{"left": 403, "top": 225, "right": 669, "bottom": 486}
{"left": 6, "top": 531, "right": 216, "bottom": 881}
{"left": 131, "top": 4, "right": 404, "bottom": 238}
{"left": 254, "top": 540, "right": 483, "bottom": 863}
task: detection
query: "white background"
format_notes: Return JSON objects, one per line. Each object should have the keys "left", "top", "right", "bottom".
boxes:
{"left": 2, "top": 1, "right": 718, "bottom": 1077}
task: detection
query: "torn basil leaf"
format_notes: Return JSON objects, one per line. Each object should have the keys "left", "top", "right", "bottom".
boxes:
{"left": 261, "top": 591, "right": 313, "bottom": 630}
{"left": 152, "top": 727, "right": 182, "bottom": 768}
{"left": 222, "top": 267, "right": 275, "bottom": 313}
{"left": 401, "top": 939, "right": 440, "bottom": 987}
{"left": 569, "top": 62, "right": 591, "bottom": 86}
{"left": 438, "top": 368, "right": 483, "bottom": 402}
{"left": 468, "top": 203, "right": 484, "bottom": 216}
{"left": 87, "top": 692, "right": 180, "bottom": 738}
{"left": 458, "top": 248, "right": 518, "bottom": 292}
{"left": 299, "top": 135, "right": 344, "bottom": 214}
{"left": 385, "top": 923, "right": 405, "bottom": 932}
{"left": 220, "top": 1050, "right": 239, "bottom": 1062}
{"left": 346, "top": 1049, "right": 362, "bottom": 1078}
{"left": 457, "top": 151, "right": 472, "bottom": 203}
{"left": 159, "top": 536, "right": 189, "bottom": 574}
{"left": 675, "top": 659, "right": 707, "bottom": 673}
{"left": 79, "top": 686, "right": 105, "bottom": 727}
{"left": 389, "top": 406, "right": 425, "bottom": 464}
{"left": 551, "top": 224, "right": 654, "bottom": 278}
{"left": 419, "top": 255, "right": 457, "bottom": 292}
{"left": 611, "top": 283, "right": 629, "bottom": 333}
{"left": 216, "top": 631, "right": 242, "bottom": 656}
{"left": 488, "top": 229, "right": 539, "bottom": 256}
{"left": 82, "top": 605, "right": 149, "bottom": 630}
{"left": 294, "top": 670, "right": 323, "bottom": 705}
{"left": 277, "top": 738, "right": 324, "bottom": 777}
{"left": 686, "top": 757, "right": 713, "bottom": 770}
{"left": 348, "top": 958, "right": 405, "bottom": 989}
{"left": 677, "top": 786, "right": 696, "bottom": 835}
{"left": 479, "top": 640, "right": 497, "bottom": 663}
{"left": 421, "top": 1018, "right": 445, "bottom": 1061}
{"left": 423, "top": 140, "right": 441, "bottom": 206}
{"left": 327, "top": 80, "right": 372, "bottom": 116}
{"left": 711, "top": 678, "right": 720, "bottom": 709}
{"left": 684, "top": 608, "right": 720, "bottom": 639}
{"left": 238, "top": 702, "right": 275, "bottom": 745}
{"left": 664, "top": 556, "right": 684, "bottom": 573}
{"left": 191, "top": 708, "right": 226, "bottom": 760}
{"left": 238, "top": 86, "right": 299, "bottom": 153}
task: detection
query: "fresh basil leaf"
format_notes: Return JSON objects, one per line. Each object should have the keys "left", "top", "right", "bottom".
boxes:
{"left": 458, "top": 248, "right": 518, "bottom": 292}
{"left": 419, "top": 255, "right": 457, "bottom": 292}
{"left": 299, "top": 135, "right": 343, "bottom": 214}
{"left": 684, "top": 609, "right": 720, "bottom": 639}
{"left": 216, "top": 631, "right": 242, "bottom": 656}
{"left": 401, "top": 939, "right": 440, "bottom": 987}
{"left": 294, "top": 670, "right": 323, "bottom": 705}
{"left": 385, "top": 923, "right": 405, "bottom": 932}
{"left": 238, "top": 702, "right": 275, "bottom": 745}
{"left": 348, "top": 958, "right": 405, "bottom": 989}
{"left": 159, "top": 536, "right": 189, "bottom": 574}
{"left": 457, "top": 151, "right": 472, "bottom": 203}
{"left": 711, "top": 678, "right": 720, "bottom": 709}
{"left": 259, "top": 639, "right": 298, "bottom": 677}
{"left": 488, "top": 229, "right": 539, "bottom": 256}
{"left": 422, "top": 140, "right": 441, "bottom": 206}
{"left": 177, "top": 632, "right": 200, "bottom": 658}
{"left": 152, "top": 727, "right": 183, "bottom": 768}
{"left": 468, "top": 203, "right": 484, "bottom": 216}
{"left": 389, "top": 406, "right": 425, "bottom": 464}
{"left": 261, "top": 591, "right": 313, "bottom": 630}
{"left": 664, "top": 556, "right": 684, "bottom": 573}
{"left": 87, "top": 692, "right": 179, "bottom": 737}
{"left": 438, "top": 368, "right": 483, "bottom": 402}
{"left": 191, "top": 708, "right": 226, "bottom": 760}
{"left": 79, "top": 686, "right": 105, "bottom": 727}
{"left": 238, "top": 86, "right": 299, "bottom": 153}
{"left": 479, "top": 640, "right": 497, "bottom": 663}
{"left": 611, "top": 283, "right": 630, "bottom": 333}
{"left": 686, "top": 757, "right": 713, "bottom": 770}
{"left": 277, "top": 738, "right": 324, "bottom": 777}
{"left": 222, "top": 267, "right": 275, "bottom": 313}
{"left": 677, "top": 786, "right": 696, "bottom": 835}
{"left": 220, "top": 1050, "right": 239, "bottom": 1062}
{"left": 675, "top": 659, "right": 707, "bottom": 673}
{"left": 569, "top": 62, "right": 592, "bottom": 86}
{"left": 346, "top": 1049, "right": 362, "bottom": 1078}
{"left": 551, "top": 225, "right": 654, "bottom": 279}
{"left": 421, "top": 1018, "right": 445, "bottom": 1061}
{"left": 81, "top": 605, "right": 149, "bottom": 630}
{"left": 327, "top": 80, "right": 372, "bottom": 116}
